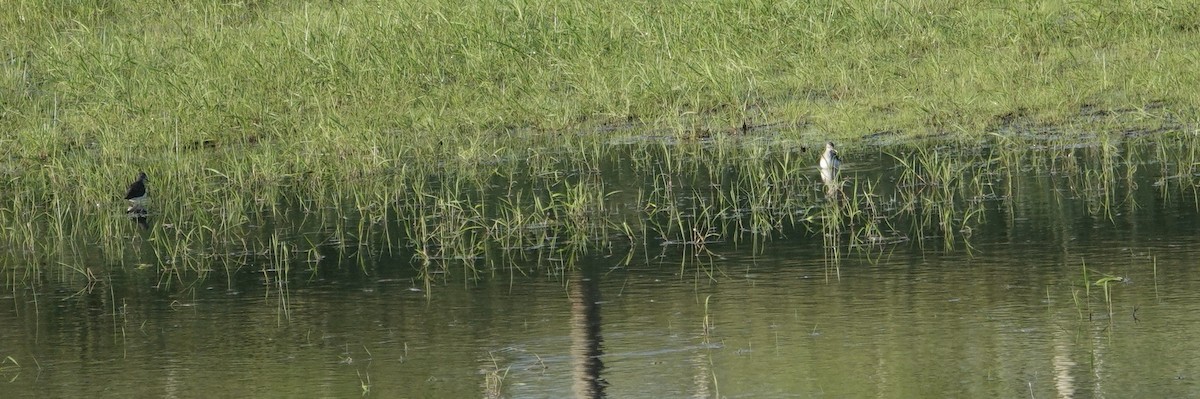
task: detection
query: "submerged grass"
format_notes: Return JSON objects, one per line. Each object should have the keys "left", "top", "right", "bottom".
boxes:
{"left": 4, "top": 130, "right": 1199, "bottom": 289}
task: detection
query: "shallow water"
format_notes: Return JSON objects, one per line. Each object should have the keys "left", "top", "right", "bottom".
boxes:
{"left": 4, "top": 139, "right": 1200, "bottom": 398}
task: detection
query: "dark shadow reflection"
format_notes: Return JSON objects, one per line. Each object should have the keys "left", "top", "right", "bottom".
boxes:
{"left": 570, "top": 267, "right": 606, "bottom": 398}
{"left": 127, "top": 207, "right": 149, "bottom": 230}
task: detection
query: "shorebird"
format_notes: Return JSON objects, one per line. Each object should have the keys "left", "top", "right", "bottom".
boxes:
{"left": 819, "top": 142, "right": 841, "bottom": 197}
{"left": 819, "top": 142, "right": 841, "bottom": 171}
{"left": 124, "top": 171, "right": 148, "bottom": 212}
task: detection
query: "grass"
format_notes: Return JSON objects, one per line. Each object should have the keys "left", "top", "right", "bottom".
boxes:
{"left": 4, "top": 131, "right": 1192, "bottom": 282}
{"left": 4, "top": 1, "right": 1200, "bottom": 285}
{"left": 6, "top": 1, "right": 1199, "bottom": 150}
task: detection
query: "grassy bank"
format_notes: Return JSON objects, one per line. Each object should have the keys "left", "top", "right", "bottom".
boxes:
{"left": 3, "top": 0, "right": 1200, "bottom": 282}
{"left": 5, "top": 1, "right": 1199, "bottom": 149}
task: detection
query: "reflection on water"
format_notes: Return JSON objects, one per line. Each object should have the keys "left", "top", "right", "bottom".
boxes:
{"left": 1052, "top": 328, "right": 1076, "bottom": 399}
{"left": 5, "top": 139, "right": 1200, "bottom": 397}
{"left": 570, "top": 268, "right": 606, "bottom": 398}
{"left": 128, "top": 211, "right": 149, "bottom": 230}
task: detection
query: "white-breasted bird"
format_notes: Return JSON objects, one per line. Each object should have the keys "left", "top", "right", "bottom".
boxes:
{"left": 819, "top": 142, "right": 842, "bottom": 194}
{"left": 124, "top": 171, "right": 148, "bottom": 212}
{"left": 819, "top": 142, "right": 840, "bottom": 170}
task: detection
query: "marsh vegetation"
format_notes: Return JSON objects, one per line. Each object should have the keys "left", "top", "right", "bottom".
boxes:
{"left": 4, "top": 1, "right": 1200, "bottom": 397}
{"left": 3, "top": 0, "right": 1197, "bottom": 283}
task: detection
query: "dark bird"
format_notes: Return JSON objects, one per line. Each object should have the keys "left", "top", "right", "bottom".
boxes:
{"left": 124, "top": 171, "right": 148, "bottom": 212}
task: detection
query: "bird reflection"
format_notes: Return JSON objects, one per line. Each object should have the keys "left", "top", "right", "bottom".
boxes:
{"left": 129, "top": 212, "right": 149, "bottom": 230}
